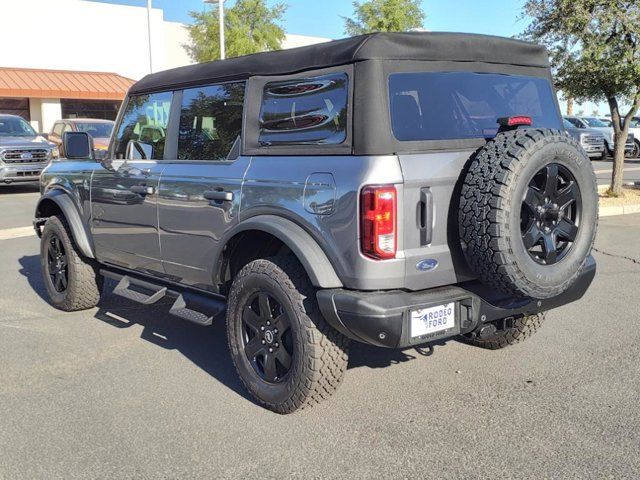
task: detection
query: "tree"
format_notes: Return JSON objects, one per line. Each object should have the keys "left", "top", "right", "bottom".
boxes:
{"left": 344, "top": 0, "right": 425, "bottom": 36}
{"left": 521, "top": 0, "right": 640, "bottom": 196}
{"left": 186, "top": 0, "right": 287, "bottom": 62}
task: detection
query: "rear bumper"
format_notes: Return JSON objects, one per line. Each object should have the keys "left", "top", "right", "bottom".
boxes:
{"left": 317, "top": 256, "right": 596, "bottom": 349}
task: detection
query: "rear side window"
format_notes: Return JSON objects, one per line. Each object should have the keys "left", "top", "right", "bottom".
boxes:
{"left": 259, "top": 73, "right": 348, "bottom": 146}
{"left": 389, "top": 72, "right": 562, "bottom": 141}
{"left": 113, "top": 91, "right": 173, "bottom": 160}
{"left": 178, "top": 82, "right": 245, "bottom": 161}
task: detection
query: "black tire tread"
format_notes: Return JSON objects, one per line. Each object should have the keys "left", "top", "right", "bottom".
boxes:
{"left": 466, "top": 313, "right": 545, "bottom": 350}
{"left": 41, "top": 215, "right": 102, "bottom": 311}
{"left": 227, "top": 256, "right": 349, "bottom": 414}
{"left": 459, "top": 128, "right": 597, "bottom": 298}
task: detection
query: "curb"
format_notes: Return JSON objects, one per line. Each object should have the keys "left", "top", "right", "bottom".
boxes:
{"left": 600, "top": 204, "right": 640, "bottom": 217}
{"left": 598, "top": 183, "right": 640, "bottom": 217}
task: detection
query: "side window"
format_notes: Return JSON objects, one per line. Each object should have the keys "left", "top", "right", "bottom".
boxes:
{"left": 63, "top": 123, "right": 73, "bottom": 133}
{"left": 113, "top": 91, "right": 173, "bottom": 160}
{"left": 52, "top": 122, "right": 64, "bottom": 136}
{"left": 177, "top": 82, "right": 245, "bottom": 161}
{"left": 258, "top": 72, "right": 348, "bottom": 146}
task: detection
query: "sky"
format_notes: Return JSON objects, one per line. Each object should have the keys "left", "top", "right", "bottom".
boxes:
{"left": 86, "top": 0, "right": 603, "bottom": 115}
{"left": 88, "top": 0, "right": 530, "bottom": 39}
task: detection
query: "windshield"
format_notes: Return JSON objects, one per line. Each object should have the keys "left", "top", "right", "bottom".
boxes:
{"left": 74, "top": 122, "right": 113, "bottom": 138}
{"left": 582, "top": 117, "right": 609, "bottom": 128}
{"left": 389, "top": 72, "right": 562, "bottom": 141}
{"left": 0, "top": 116, "right": 37, "bottom": 137}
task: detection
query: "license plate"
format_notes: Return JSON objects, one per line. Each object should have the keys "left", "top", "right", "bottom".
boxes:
{"left": 410, "top": 303, "right": 456, "bottom": 338}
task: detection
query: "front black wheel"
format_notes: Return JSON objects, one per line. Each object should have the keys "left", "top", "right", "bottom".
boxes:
{"left": 226, "top": 256, "right": 349, "bottom": 414}
{"left": 40, "top": 215, "right": 102, "bottom": 311}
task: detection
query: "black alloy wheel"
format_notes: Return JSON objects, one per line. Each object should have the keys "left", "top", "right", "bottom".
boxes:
{"left": 520, "top": 163, "right": 581, "bottom": 265}
{"left": 47, "top": 234, "right": 68, "bottom": 293}
{"left": 241, "top": 291, "right": 294, "bottom": 384}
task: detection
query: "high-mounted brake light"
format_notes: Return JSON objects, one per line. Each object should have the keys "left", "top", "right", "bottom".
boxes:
{"left": 361, "top": 185, "right": 397, "bottom": 260}
{"left": 498, "top": 116, "right": 533, "bottom": 127}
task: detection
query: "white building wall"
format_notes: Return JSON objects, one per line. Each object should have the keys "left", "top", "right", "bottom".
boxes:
{"left": 0, "top": 0, "right": 331, "bottom": 81}
{"left": 0, "top": 0, "right": 165, "bottom": 80}
{"left": 40, "top": 100, "right": 63, "bottom": 134}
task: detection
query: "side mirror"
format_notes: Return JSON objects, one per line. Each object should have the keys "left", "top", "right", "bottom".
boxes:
{"left": 62, "top": 131, "right": 94, "bottom": 160}
{"left": 39, "top": 133, "right": 49, "bottom": 140}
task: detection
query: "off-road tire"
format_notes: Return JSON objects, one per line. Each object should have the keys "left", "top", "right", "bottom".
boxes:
{"left": 226, "top": 255, "right": 349, "bottom": 414}
{"left": 459, "top": 128, "right": 598, "bottom": 299}
{"left": 40, "top": 215, "right": 102, "bottom": 311}
{"left": 466, "top": 313, "right": 545, "bottom": 350}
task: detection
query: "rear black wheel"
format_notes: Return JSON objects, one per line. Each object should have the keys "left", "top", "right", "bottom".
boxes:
{"left": 241, "top": 291, "right": 294, "bottom": 384}
{"left": 466, "top": 314, "right": 545, "bottom": 350}
{"left": 459, "top": 129, "right": 598, "bottom": 299}
{"left": 520, "top": 163, "right": 581, "bottom": 266}
{"left": 40, "top": 215, "right": 102, "bottom": 311}
{"left": 226, "top": 256, "right": 349, "bottom": 414}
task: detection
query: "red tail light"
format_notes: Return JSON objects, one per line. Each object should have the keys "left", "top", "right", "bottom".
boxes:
{"left": 498, "top": 115, "right": 533, "bottom": 127}
{"left": 361, "top": 185, "right": 397, "bottom": 260}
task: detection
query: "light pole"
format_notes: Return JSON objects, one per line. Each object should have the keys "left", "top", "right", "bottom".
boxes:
{"left": 204, "top": 0, "right": 226, "bottom": 60}
{"left": 147, "top": 0, "right": 154, "bottom": 72}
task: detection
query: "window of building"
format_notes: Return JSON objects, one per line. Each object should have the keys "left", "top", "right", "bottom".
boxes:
{"left": 61, "top": 99, "right": 121, "bottom": 121}
{"left": 258, "top": 73, "right": 349, "bottom": 146}
{"left": 177, "top": 82, "right": 245, "bottom": 161}
{"left": 113, "top": 92, "right": 173, "bottom": 160}
{"left": 0, "top": 98, "right": 30, "bottom": 120}
{"left": 388, "top": 72, "right": 562, "bottom": 141}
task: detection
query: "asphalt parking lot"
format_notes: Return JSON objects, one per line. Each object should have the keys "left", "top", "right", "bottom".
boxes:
{"left": 0, "top": 184, "right": 639, "bottom": 479}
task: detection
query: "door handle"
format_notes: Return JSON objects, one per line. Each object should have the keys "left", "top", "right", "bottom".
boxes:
{"left": 419, "top": 187, "right": 433, "bottom": 246}
{"left": 203, "top": 190, "right": 234, "bottom": 202}
{"left": 130, "top": 185, "right": 155, "bottom": 195}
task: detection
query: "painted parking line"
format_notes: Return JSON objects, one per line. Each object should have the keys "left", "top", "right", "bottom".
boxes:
{"left": 0, "top": 226, "right": 35, "bottom": 241}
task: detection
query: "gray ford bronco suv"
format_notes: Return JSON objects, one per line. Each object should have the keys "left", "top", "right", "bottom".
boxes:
{"left": 34, "top": 32, "right": 598, "bottom": 413}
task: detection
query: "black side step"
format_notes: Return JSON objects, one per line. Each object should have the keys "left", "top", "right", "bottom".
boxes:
{"left": 170, "top": 293, "right": 218, "bottom": 326}
{"left": 113, "top": 276, "right": 167, "bottom": 305}
{"left": 101, "top": 269, "right": 225, "bottom": 326}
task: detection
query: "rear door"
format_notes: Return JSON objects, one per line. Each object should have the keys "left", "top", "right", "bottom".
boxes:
{"left": 388, "top": 70, "right": 564, "bottom": 290}
{"left": 157, "top": 82, "right": 247, "bottom": 290}
{"left": 91, "top": 91, "right": 173, "bottom": 274}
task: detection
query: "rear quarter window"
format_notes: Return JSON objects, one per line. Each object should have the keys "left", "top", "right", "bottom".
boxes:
{"left": 258, "top": 72, "right": 348, "bottom": 146}
{"left": 389, "top": 72, "right": 562, "bottom": 141}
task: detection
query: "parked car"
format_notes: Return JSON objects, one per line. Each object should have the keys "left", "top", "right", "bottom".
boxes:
{"left": 562, "top": 117, "right": 606, "bottom": 159}
{"left": 626, "top": 117, "right": 640, "bottom": 158}
{"left": 0, "top": 114, "right": 58, "bottom": 185}
{"left": 34, "top": 32, "right": 598, "bottom": 413}
{"left": 49, "top": 118, "right": 114, "bottom": 159}
{"left": 565, "top": 116, "right": 635, "bottom": 158}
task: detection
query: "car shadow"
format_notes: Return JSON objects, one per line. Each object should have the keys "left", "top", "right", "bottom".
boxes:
{"left": 18, "top": 253, "right": 435, "bottom": 404}
{"left": 0, "top": 183, "right": 39, "bottom": 195}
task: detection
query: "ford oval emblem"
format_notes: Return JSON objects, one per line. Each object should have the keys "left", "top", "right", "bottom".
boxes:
{"left": 416, "top": 259, "right": 438, "bottom": 272}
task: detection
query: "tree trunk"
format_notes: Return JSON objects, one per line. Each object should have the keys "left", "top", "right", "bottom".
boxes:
{"left": 566, "top": 96, "right": 574, "bottom": 116}
{"left": 606, "top": 92, "right": 640, "bottom": 196}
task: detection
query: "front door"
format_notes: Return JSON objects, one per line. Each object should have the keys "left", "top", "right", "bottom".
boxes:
{"left": 90, "top": 91, "right": 173, "bottom": 275}
{"left": 157, "top": 82, "right": 247, "bottom": 290}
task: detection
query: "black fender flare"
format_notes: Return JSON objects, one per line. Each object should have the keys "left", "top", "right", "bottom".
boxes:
{"left": 223, "top": 215, "right": 343, "bottom": 289}
{"left": 35, "top": 189, "right": 95, "bottom": 259}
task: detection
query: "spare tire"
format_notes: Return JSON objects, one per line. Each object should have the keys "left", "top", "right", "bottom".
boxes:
{"left": 459, "top": 128, "right": 598, "bottom": 299}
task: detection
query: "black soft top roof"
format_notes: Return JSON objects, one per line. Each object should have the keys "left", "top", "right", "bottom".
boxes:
{"left": 130, "top": 32, "right": 550, "bottom": 94}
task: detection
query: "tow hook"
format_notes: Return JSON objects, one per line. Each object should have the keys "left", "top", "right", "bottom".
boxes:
{"left": 478, "top": 323, "right": 497, "bottom": 339}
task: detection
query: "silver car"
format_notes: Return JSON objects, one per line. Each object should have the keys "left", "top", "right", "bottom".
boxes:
{"left": 0, "top": 114, "right": 58, "bottom": 185}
